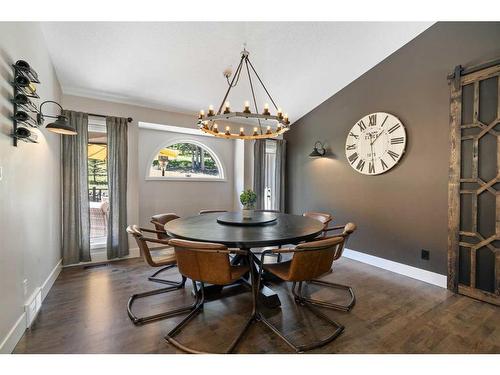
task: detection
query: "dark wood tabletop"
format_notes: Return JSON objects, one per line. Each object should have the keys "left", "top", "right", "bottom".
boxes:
{"left": 165, "top": 212, "right": 324, "bottom": 248}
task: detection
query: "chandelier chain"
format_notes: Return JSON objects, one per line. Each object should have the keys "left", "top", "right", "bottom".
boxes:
{"left": 226, "top": 61, "right": 243, "bottom": 88}
{"left": 247, "top": 59, "right": 279, "bottom": 111}
{"left": 217, "top": 54, "right": 245, "bottom": 115}
{"left": 245, "top": 57, "right": 263, "bottom": 134}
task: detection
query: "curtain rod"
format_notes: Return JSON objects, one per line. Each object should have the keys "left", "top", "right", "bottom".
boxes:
{"left": 88, "top": 112, "right": 133, "bottom": 123}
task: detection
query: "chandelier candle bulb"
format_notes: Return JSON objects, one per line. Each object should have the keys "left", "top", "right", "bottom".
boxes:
{"left": 243, "top": 100, "right": 251, "bottom": 114}
{"left": 225, "top": 126, "right": 231, "bottom": 136}
{"left": 213, "top": 123, "right": 218, "bottom": 133}
{"left": 239, "top": 127, "right": 245, "bottom": 136}
{"left": 253, "top": 127, "right": 259, "bottom": 136}
{"left": 266, "top": 125, "right": 272, "bottom": 135}
{"left": 224, "top": 101, "right": 231, "bottom": 114}
{"left": 208, "top": 105, "right": 215, "bottom": 116}
{"left": 277, "top": 108, "right": 283, "bottom": 119}
{"left": 263, "top": 103, "right": 270, "bottom": 116}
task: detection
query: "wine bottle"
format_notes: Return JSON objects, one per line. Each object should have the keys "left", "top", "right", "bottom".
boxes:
{"left": 14, "top": 126, "right": 31, "bottom": 138}
{"left": 13, "top": 111, "right": 29, "bottom": 122}
{"left": 15, "top": 60, "right": 39, "bottom": 82}
{"left": 14, "top": 75, "right": 30, "bottom": 87}
{"left": 28, "top": 83, "right": 37, "bottom": 94}
{"left": 15, "top": 60, "right": 30, "bottom": 70}
{"left": 13, "top": 93, "right": 29, "bottom": 105}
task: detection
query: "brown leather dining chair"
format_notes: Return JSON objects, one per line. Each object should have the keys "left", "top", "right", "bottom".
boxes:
{"left": 303, "top": 211, "right": 333, "bottom": 237}
{"left": 256, "top": 223, "right": 357, "bottom": 353}
{"left": 165, "top": 239, "right": 255, "bottom": 354}
{"left": 150, "top": 213, "right": 179, "bottom": 239}
{"left": 199, "top": 209, "right": 228, "bottom": 214}
{"left": 146, "top": 213, "right": 181, "bottom": 285}
{"left": 126, "top": 225, "right": 194, "bottom": 325}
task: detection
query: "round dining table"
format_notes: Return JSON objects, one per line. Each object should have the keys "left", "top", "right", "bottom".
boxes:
{"left": 165, "top": 211, "right": 324, "bottom": 307}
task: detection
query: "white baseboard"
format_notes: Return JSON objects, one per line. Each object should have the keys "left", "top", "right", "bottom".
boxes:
{"left": 0, "top": 313, "right": 27, "bottom": 354}
{"left": 64, "top": 247, "right": 140, "bottom": 267}
{"left": 41, "top": 259, "right": 62, "bottom": 301}
{"left": 0, "top": 258, "right": 63, "bottom": 354}
{"left": 343, "top": 248, "right": 447, "bottom": 288}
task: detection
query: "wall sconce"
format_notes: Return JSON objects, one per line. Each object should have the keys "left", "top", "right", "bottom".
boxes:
{"left": 37, "top": 100, "right": 77, "bottom": 135}
{"left": 309, "top": 141, "right": 326, "bottom": 158}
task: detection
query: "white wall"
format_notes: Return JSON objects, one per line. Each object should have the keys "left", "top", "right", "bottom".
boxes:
{"left": 139, "top": 127, "right": 236, "bottom": 224}
{"left": 0, "top": 22, "right": 62, "bottom": 352}
{"left": 234, "top": 139, "right": 245, "bottom": 209}
{"left": 62, "top": 95, "right": 252, "bottom": 240}
{"left": 63, "top": 95, "right": 199, "bottom": 243}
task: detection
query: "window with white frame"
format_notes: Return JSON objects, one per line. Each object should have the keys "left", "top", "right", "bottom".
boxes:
{"left": 148, "top": 141, "right": 224, "bottom": 180}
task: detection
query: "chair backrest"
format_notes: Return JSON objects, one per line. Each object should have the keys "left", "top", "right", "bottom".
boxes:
{"left": 303, "top": 211, "right": 333, "bottom": 229}
{"left": 126, "top": 225, "right": 174, "bottom": 267}
{"left": 168, "top": 238, "right": 233, "bottom": 285}
{"left": 199, "top": 209, "right": 228, "bottom": 215}
{"left": 150, "top": 213, "right": 179, "bottom": 239}
{"left": 332, "top": 222, "right": 356, "bottom": 260}
{"left": 288, "top": 222, "right": 357, "bottom": 281}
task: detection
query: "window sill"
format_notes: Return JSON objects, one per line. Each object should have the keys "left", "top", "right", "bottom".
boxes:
{"left": 145, "top": 177, "right": 227, "bottom": 182}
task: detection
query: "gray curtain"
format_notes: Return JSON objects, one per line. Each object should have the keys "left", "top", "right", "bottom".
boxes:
{"left": 274, "top": 139, "right": 287, "bottom": 212}
{"left": 253, "top": 139, "right": 266, "bottom": 209}
{"left": 61, "top": 111, "right": 90, "bottom": 265}
{"left": 106, "top": 116, "right": 129, "bottom": 259}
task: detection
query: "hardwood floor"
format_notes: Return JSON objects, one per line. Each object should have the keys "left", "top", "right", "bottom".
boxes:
{"left": 13, "top": 256, "right": 500, "bottom": 354}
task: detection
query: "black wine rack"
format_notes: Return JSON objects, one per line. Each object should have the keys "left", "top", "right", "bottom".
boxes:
{"left": 11, "top": 60, "right": 41, "bottom": 146}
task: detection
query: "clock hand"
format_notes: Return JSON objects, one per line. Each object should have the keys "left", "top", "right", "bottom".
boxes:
{"left": 371, "top": 130, "right": 385, "bottom": 145}
{"left": 369, "top": 133, "right": 375, "bottom": 166}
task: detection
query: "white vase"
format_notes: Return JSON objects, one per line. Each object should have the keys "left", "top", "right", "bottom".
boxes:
{"left": 242, "top": 208, "right": 254, "bottom": 220}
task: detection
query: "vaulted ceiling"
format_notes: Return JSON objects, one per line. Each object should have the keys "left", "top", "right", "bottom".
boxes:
{"left": 41, "top": 22, "right": 432, "bottom": 123}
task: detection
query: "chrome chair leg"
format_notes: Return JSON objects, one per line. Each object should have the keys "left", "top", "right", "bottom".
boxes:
{"left": 164, "top": 281, "right": 207, "bottom": 353}
{"left": 294, "top": 280, "right": 356, "bottom": 312}
{"left": 252, "top": 261, "right": 343, "bottom": 353}
{"left": 226, "top": 258, "right": 259, "bottom": 353}
{"left": 127, "top": 276, "right": 196, "bottom": 325}
{"left": 257, "top": 292, "right": 344, "bottom": 353}
{"left": 148, "top": 264, "right": 185, "bottom": 287}
{"left": 165, "top": 263, "right": 258, "bottom": 354}
{"left": 257, "top": 306, "right": 344, "bottom": 353}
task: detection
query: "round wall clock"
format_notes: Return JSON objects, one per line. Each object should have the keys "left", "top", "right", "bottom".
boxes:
{"left": 345, "top": 112, "right": 406, "bottom": 175}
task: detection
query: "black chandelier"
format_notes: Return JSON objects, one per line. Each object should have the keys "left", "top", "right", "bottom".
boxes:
{"left": 197, "top": 47, "right": 290, "bottom": 140}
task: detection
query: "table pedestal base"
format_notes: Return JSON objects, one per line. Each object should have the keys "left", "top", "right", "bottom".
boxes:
{"left": 193, "top": 281, "right": 281, "bottom": 308}
{"left": 190, "top": 250, "right": 282, "bottom": 308}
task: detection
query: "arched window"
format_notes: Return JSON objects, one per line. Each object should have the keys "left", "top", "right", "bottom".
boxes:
{"left": 148, "top": 140, "right": 225, "bottom": 180}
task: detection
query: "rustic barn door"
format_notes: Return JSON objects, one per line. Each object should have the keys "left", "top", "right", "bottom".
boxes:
{"left": 448, "top": 61, "right": 500, "bottom": 306}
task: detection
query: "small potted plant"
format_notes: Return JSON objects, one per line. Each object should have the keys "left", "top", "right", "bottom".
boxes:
{"left": 240, "top": 189, "right": 257, "bottom": 219}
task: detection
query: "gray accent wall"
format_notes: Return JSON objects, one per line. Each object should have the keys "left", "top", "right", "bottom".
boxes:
{"left": 285, "top": 22, "right": 500, "bottom": 275}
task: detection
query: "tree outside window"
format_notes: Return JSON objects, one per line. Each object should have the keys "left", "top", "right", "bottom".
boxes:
{"left": 149, "top": 142, "right": 222, "bottom": 179}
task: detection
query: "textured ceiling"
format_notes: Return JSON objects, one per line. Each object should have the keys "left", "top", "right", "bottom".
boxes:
{"left": 41, "top": 22, "right": 432, "bottom": 123}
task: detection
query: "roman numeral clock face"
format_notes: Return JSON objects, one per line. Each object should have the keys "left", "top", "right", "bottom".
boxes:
{"left": 345, "top": 112, "right": 406, "bottom": 175}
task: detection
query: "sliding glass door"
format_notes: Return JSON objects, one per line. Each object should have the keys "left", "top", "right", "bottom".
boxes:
{"left": 88, "top": 117, "right": 108, "bottom": 250}
{"left": 264, "top": 140, "right": 277, "bottom": 210}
